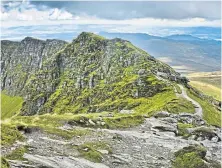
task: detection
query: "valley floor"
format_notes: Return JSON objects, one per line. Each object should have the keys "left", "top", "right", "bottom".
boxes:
{"left": 187, "top": 71, "right": 221, "bottom": 101}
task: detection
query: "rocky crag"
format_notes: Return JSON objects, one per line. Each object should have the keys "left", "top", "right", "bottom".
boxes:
{"left": 1, "top": 32, "right": 221, "bottom": 168}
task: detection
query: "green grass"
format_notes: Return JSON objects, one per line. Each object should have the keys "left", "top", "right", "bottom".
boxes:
{"left": 10, "top": 112, "right": 144, "bottom": 130}
{"left": 1, "top": 92, "right": 24, "bottom": 119}
{"left": 189, "top": 81, "right": 221, "bottom": 101}
{"left": 1, "top": 124, "right": 24, "bottom": 146}
{"left": 172, "top": 145, "right": 207, "bottom": 168}
{"left": 163, "top": 97, "right": 195, "bottom": 114}
{"left": 187, "top": 89, "right": 221, "bottom": 127}
{"left": 103, "top": 115, "right": 144, "bottom": 129}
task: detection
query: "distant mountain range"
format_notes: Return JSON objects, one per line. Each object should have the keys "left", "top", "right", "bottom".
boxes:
{"left": 99, "top": 32, "right": 221, "bottom": 73}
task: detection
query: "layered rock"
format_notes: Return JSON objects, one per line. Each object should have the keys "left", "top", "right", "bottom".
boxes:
{"left": 1, "top": 37, "right": 67, "bottom": 95}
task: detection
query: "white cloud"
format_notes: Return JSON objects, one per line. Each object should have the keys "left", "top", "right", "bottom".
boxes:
{"left": 49, "top": 8, "right": 73, "bottom": 20}
{"left": 1, "top": 1, "right": 221, "bottom": 41}
{"left": 1, "top": 1, "right": 74, "bottom": 22}
{"left": 2, "top": 16, "right": 221, "bottom": 28}
{"left": 1, "top": 1, "right": 221, "bottom": 28}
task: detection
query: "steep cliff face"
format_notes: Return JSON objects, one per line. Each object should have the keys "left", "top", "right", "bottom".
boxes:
{"left": 1, "top": 40, "right": 20, "bottom": 90}
{"left": 1, "top": 37, "right": 67, "bottom": 95}
{"left": 1, "top": 32, "right": 182, "bottom": 115}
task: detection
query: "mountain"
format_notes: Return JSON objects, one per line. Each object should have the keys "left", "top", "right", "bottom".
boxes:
{"left": 1, "top": 32, "right": 183, "bottom": 115}
{"left": 99, "top": 32, "right": 221, "bottom": 73}
{"left": 1, "top": 32, "right": 221, "bottom": 168}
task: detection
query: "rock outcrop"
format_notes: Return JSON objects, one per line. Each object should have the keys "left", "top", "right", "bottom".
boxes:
{"left": 1, "top": 38, "right": 67, "bottom": 95}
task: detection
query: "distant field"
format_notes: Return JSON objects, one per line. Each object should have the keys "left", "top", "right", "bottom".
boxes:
{"left": 1, "top": 92, "right": 24, "bottom": 119}
{"left": 187, "top": 71, "right": 221, "bottom": 100}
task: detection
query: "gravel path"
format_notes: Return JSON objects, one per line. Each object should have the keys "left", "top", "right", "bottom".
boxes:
{"left": 177, "top": 84, "right": 203, "bottom": 117}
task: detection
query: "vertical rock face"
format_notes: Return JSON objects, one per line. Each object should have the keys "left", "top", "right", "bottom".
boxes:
{"left": 1, "top": 32, "right": 181, "bottom": 115}
{"left": 1, "top": 40, "right": 20, "bottom": 89}
{"left": 1, "top": 37, "right": 67, "bottom": 95}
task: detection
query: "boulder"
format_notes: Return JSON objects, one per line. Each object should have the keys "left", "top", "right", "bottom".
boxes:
{"left": 153, "top": 125, "right": 178, "bottom": 135}
{"left": 154, "top": 111, "right": 170, "bottom": 118}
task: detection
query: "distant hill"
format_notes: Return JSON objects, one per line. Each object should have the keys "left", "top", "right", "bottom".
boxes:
{"left": 165, "top": 34, "right": 203, "bottom": 41}
{"left": 99, "top": 32, "right": 221, "bottom": 73}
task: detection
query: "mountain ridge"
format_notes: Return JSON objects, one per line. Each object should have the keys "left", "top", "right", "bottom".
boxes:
{"left": 1, "top": 32, "right": 185, "bottom": 116}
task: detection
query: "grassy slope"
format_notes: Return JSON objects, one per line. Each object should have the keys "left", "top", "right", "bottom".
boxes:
{"left": 187, "top": 89, "right": 221, "bottom": 127}
{"left": 1, "top": 93, "right": 24, "bottom": 119}
{"left": 187, "top": 71, "right": 221, "bottom": 100}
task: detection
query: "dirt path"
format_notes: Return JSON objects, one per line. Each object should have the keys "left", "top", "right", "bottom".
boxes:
{"left": 177, "top": 84, "right": 203, "bottom": 117}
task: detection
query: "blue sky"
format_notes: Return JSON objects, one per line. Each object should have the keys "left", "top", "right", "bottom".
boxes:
{"left": 1, "top": 1, "right": 221, "bottom": 41}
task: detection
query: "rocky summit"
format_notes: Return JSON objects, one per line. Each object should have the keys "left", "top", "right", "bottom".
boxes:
{"left": 1, "top": 32, "right": 221, "bottom": 168}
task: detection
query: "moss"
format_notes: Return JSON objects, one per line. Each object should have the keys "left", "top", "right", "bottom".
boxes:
{"left": 1, "top": 92, "right": 24, "bottom": 119}
{"left": 77, "top": 141, "right": 111, "bottom": 163}
{"left": 172, "top": 145, "right": 208, "bottom": 168}
{"left": 187, "top": 89, "right": 221, "bottom": 127}
{"left": 5, "top": 146, "right": 28, "bottom": 160}
{"left": 173, "top": 152, "right": 207, "bottom": 168}
{"left": 177, "top": 123, "right": 194, "bottom": 137}
{"left": 1, "top": 124, "right": 24, "bottom": 146}
{"left": 1, "top": 157, "right": 10, "bottom": 168}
